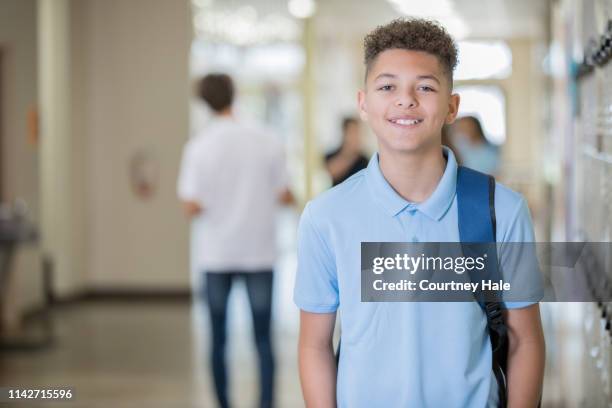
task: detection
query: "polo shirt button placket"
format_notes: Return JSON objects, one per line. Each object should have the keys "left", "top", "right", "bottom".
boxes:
{"left": 404, "top": 205, "right": 419, "bottom": 243}
{"left": 408, "top": 204, "right": 419, "bottom": 243}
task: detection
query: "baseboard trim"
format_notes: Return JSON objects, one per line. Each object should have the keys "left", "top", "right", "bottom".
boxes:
{"left": 19, "top": 288, "right": 191, "bottom": 329}
{"left": 83, "top": 288, "right": 192, "bottom": 302}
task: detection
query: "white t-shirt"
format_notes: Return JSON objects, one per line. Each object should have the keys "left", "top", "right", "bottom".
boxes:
{"left": 177, "top": 117, "right": 288, "bottom": 272}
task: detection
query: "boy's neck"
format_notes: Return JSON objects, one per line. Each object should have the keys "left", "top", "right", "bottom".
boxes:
{"left": 378, "top": 144, "right": 446, "bottom": 204}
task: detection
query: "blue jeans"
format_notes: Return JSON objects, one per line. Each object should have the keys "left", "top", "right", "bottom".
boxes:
{"left": 204, "top": 270, "right": 275, "bottom": 408}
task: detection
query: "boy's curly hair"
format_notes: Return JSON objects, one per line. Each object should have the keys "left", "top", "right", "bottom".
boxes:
{"left": 363, "top": 18, "right": 458, "bottom": 87}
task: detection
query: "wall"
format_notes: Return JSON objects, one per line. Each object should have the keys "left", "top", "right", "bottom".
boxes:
{"left": 70, "top": 0, "right": 192, "bottom": 290}
{"left": 39, "top": 0, "right": 83, "bottom": 299}
{"left": 0, "top": 0, "right": 39, "bottom": 211}
{"left": 0, "top": 0, "right": 42, "bottom": 327}
{"left": 498, "top": 38, "right": 546, "bottom": 213}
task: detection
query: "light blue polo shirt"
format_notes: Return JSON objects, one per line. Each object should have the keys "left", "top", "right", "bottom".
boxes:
{"left": 294, "top": 147, "right": 537, "bottom": 407}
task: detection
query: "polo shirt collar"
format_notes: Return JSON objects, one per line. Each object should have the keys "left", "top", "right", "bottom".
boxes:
{"left": 365, "top": 146, "right": 458, "bottom": 221}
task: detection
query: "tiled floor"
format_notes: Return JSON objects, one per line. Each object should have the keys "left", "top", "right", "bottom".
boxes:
{"left": 1, "top": 299, "right": 304, "bottom": 408}
{"left": 1, "top": 210, "right": 304, "bottom": 408}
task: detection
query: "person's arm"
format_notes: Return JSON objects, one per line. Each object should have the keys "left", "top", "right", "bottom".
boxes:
{"left": 504, "top": 303, "right": 545, "bottom": 407}
{"left": 181, "top": 200, "right": 203, "bottom": 218}
{"left": 177, "top": 140, "right": 208, "bottom": 219}
{"left": 278, "top": 188, "right": 295, "bottom": 206}
{"left": 298, "top": 310, "right": 337, "bottom": 408}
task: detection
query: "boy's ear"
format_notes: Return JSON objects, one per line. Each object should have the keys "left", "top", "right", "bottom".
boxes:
{"left": 357, "top": 89, "right": 368, "bottom": 122}
{"left": 445, "top": 93, "right": 460, "bottom": 125}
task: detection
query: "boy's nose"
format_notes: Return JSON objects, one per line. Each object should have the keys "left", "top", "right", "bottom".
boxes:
{"left": 395, "top": 98, "right": 417, "bottom": 108}
{"left": 395, "top": 92, "right": 418, "bottom": 108}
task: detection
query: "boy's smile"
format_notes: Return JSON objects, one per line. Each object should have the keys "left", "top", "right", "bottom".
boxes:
{"left": 358, "top": 49, "right": 459, "bottom": 156}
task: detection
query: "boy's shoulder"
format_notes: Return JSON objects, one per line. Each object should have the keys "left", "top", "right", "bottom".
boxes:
{"left": 306, "top": 169, "right": 368, "bottom": 220}
{"left": 493, "top": 180, "right": 527, "bottom": 213}
{"left": 492, "top": 180, "right": 533, "bottom": 241}
{"left": 302, "top": 167, "right": 531, "bottom": 238}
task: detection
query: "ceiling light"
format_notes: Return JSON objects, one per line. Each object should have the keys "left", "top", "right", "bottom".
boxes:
{"left": 387, "top": 0, "right": 453, "bottom": 17}
{"left": 386, "top": 0, "right": 469, "bottom": 39}
{"left": 288, "top": 0, "right": 316, "bottom": 19}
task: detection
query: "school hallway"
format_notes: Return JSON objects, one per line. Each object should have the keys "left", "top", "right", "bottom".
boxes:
{"left": 2, "top": 0, "right": 612, "bottom": 406}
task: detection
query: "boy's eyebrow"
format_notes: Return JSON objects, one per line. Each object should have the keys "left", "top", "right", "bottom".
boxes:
{"left": 373, "top": 73, "right": 397, "bottom": 81}
{"left": 417, "top": 74, "right": 441, "bottom": 84}
{"left": 373, "top": 73, "right": 441, "bottom": 85}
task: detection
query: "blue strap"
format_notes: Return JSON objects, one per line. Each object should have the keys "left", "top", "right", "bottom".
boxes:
{"left": 456, "top": 165, "right": 503, "bottom": 301}
{"left": 456, "top": 166, "right": 501, "bottom": 292}
{"left": 457, "top": 166, "right": 501, "bottom": 300}
{"left": 456, "top": 166, "right": 495, "bottom": 242}
{"left": 457, "top": 166, "right": 508, "bottom": 408}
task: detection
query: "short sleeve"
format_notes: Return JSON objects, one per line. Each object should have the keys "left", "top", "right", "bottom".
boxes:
{"left": 177, "top": 142, "right": 201, "bottom": 202}
{"left": 499, "top": 197, "right": 543, "bottom": 309}
{"left": 293, "top": 204, "right": 339, "bottom": 313}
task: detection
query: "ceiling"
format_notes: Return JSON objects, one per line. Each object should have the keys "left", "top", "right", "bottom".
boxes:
{"left": 315, "top": 0, "right": 549, "bottom": 40}
{"left": 194, "top": 0, "right": 550, "bottom": 44}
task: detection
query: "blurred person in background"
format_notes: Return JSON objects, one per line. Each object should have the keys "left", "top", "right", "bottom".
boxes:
{"left": 441, "top": 124, "right": 459, "bottom": 159}
{"left": 451, "top": 115, "right": 500, "bottom": 175}
{"left": 177, "top": 73, "right": 294, "bottom": 408}
{"left": 324, "top": 117, "right": 369, "bottom": 186}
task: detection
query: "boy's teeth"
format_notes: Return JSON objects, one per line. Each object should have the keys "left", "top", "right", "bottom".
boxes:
{"left": 394, "top": 119, "right": 420, "bottom": 125}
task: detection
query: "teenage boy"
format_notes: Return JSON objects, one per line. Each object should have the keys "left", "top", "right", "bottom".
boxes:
{"left": 294, "top": 19, "right": 545, "bottom": 407}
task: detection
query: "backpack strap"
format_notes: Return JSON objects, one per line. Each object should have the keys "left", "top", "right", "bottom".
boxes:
{"left": 456, "top": 166, "right": 496, "bottom": 242}
{"left": 456, "top": 166, "right": 508, "bottom": 408}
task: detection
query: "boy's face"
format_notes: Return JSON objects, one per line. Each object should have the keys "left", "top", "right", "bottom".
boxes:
{"left": 358, "top": 49, "right": 460, "bottom": 156}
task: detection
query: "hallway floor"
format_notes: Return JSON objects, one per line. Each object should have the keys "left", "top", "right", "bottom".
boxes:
{"left": 1, "top": 299, "right": 304, "bottom": 407}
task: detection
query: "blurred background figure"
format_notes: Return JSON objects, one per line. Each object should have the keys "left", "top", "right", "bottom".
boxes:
{"left": 324, "top": 117, "right": 369, "bottom": 186}
{"left": 450, "top": 115, "right": 501, "bottom": 176}
{"left": 177, "top": 73, "right": 293, "bottom": 408}
{"left": 440, "top": 124, "right": 459, "bottom": 161}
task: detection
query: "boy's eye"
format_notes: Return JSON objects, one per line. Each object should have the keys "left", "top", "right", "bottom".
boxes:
{"left": 418, "top": 86, "right": 435, "bottom": 92}
{"left": 378, "top": 85, "right": 394, "bottom": 91}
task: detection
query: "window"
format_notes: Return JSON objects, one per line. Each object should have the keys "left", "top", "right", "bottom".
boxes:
{"left": 456, "top": 41, "right": 512, "bottom": 80}
{"left": 455, "top": 85, "right": 506, "bottom": 145}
